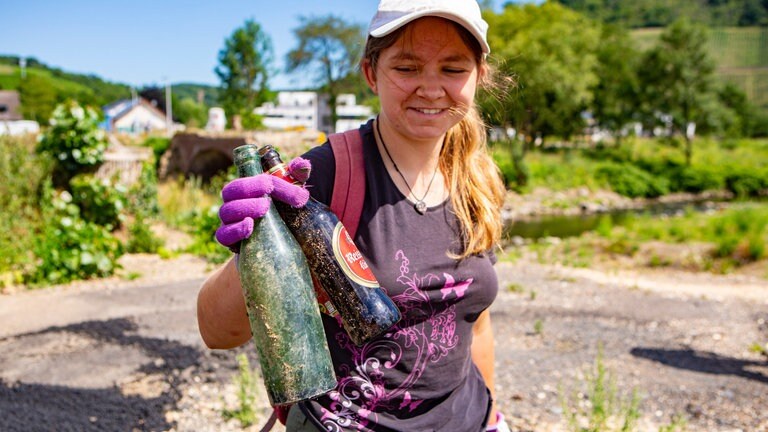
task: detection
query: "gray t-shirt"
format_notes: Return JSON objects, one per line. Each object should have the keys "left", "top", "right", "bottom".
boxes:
{"left": 299, "top": 120, "right": 498, "bottom": 432}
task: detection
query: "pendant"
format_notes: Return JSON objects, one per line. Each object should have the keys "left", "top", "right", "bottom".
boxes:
{"left": 414, "top": 200, "right": 427, "bottom": 215}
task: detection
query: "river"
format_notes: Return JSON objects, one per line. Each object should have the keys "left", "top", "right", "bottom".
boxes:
{"left": 504, "top": 199, "right": 731, "bottom": 240}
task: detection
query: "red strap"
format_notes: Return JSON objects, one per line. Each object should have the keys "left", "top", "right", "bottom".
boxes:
{"left": 328, "top": 129, "right": 365, "bottom": 237}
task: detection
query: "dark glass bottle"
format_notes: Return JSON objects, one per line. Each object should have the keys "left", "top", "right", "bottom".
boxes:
{"left": 232, "top": 144, "right": 336, "bottom": 406}
{"left": 258, "top": 144, "right": 401, "bottom": 346}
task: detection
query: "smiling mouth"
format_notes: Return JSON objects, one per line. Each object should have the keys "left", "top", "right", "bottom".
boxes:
{"left": 414, "top": 108, "right": 444, "bottom": 115}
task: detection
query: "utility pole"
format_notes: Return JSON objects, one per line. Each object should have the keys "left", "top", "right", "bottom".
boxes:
{"left": 165, "top": 78, "right": 173, "bottom": 138}
{"left": 19, "top": 57, "right": 26, "bottom": 79}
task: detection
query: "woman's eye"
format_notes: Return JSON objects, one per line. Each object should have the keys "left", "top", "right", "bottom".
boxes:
{"left": 444, "top": 68, "right": 466, "bottom": 74}
{"left": 394, "top": 66, "right": 417, "bottom": 72}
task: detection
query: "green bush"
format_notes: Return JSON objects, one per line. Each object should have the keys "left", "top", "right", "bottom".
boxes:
{"left": 492, "top": 146, "right": 523, "bottom": 189}
{"left": 69, "top": 174, "right": 127, "bottom": 229}
{"left": 184, "top": 205, "right": 230, "bottom": 264}
{"left": 709, "top": 205, "right": 768, "bottom": 263}
{"left": 0, "top": 136, "right": 51, "bottom": 274}
{"left": 126, "top": 215, "right": 164, "bottom": 254}
{"left": 27, "top": 186, "right": 124, "bottom": 286}
{"left": 595, "top": 162, "right": 669, "bottom": 198}
{"left": 668, "top": 165, "right": 726, "bottom": 193}
{"left": 142, "top": 136, "right": 171, "bottom": 171}
{"left": 36, "top": 101, "right": 107, "bottom": 185}
{"left": 128, "top": 162, "right": 160, "bottom": 218}
{"left": 724, "top": 168, "right": 768, "bottom": 198}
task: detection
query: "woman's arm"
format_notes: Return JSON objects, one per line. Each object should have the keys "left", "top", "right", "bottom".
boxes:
{"left": 196, "top": 257, "right": 252, "bottom": 349}
{"left": 472, "top": 309, "right": 499, "bottom": 427}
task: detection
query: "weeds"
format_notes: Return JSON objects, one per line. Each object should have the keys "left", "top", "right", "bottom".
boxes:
{"left": 560, "top": 345, "right": 642, "bottom": 432}
{"left": 222, "top": 354, "right": 262, "bottom": 427}
{"left": 658, "top": 415, "right": 687, "bottom": 432}
{"left": 749, "top": 342, "right": 768, "bottom": 357}
{"left": 560, "top": 345, "right": 691, "bottom": 432}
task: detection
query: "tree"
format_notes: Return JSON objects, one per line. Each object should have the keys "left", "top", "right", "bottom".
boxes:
{"left": 286, "top": 15, "right": 365, "bottom": 133}
{"left": 483, "top": 3, "right": 601, "bottom": 145}
{"left": 18, "top": 74, "right": 57, "bottom": 123}
{"left": 590, "top": 24, "right": 640, "bottom": 144}
{"left": 215, "top": 19, "right": 274, "bottom": 126}
{"left": 637, "top": 19, "right": 717, "bottom": 165}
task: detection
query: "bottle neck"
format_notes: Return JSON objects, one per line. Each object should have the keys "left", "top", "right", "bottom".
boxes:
{"left": 234, "top": 144, "right": 263, "bottom": 177}
{"left": 259, "top": 146, "right": 299, "bottom": 184}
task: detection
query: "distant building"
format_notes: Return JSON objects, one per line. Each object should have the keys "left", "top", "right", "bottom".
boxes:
{"left": 0, "top": 90, "right": 39, "bottom": 136}
{"left": 335, "top": 94, "right": 374, "bottom": 133}
{"left": 102, "top": 97, "right": 169, "bottom": 134}
{"left": 255, "top": 91, "right": 373, "bottom": 134}
{"left": 0, "top": 90, "right": 22, "bottom": 121}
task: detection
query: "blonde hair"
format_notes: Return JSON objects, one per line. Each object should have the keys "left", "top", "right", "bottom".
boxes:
{"left": 363, "top": 20, "right": 507, "bottom": 259}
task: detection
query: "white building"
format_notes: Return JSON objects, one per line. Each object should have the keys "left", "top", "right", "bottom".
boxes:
{"left": 102, "top": 98, "right": 169, "bottom": 134}
{"left": 255, "top": 91, "right": 373, "bottom": 134}
{"left": 335, "top": 94, "right": 374, "bottom": 133}
{"left": 0, "top": 90, "right": 39, "bottom": 136}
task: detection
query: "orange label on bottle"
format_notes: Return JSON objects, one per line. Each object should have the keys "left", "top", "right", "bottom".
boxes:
{"left": 332, "top": 223, "right": 379, "bottom": 288}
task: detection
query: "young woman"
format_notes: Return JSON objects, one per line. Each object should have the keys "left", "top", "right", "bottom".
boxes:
{"left": 198, "top": 1, "right": 510, "bottom": 430}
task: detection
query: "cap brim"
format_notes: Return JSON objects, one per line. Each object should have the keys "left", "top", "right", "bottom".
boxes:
{"left": 369, "top": 11, "right": 490, "bottom": 54}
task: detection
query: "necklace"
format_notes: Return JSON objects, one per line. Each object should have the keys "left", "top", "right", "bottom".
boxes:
{"left": 375, "top": 118, "right": 440, "bottom": 215}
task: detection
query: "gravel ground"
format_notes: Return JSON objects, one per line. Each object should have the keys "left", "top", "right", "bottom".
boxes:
{"left": 0, "top": 253, "right": 766, "bottom": 432}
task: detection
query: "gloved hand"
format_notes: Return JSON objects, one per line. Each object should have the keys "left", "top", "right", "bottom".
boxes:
{"left": 215, "top": 157, "right": 311, "bottom": 252}
{"left": 486, "top": 412, "right": 511, "bottom": 432}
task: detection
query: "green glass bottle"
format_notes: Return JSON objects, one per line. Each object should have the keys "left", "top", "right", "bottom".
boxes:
{"left": 233, "top": 144, "right": 336, "bottom": 406}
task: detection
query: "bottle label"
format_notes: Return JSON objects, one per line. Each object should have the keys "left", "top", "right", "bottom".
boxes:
{"left": 311, "top": 274, "right": 340, "bottom": 319}
{"left": 268, "top": 163, "right": 300, "bottom": 185}
{"left": 332, "top": 223, "right": 379, "bottom": 288}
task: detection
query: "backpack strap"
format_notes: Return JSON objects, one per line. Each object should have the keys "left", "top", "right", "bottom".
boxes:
{"left": 328, "top": 129, "right": 366, "bottom": 237}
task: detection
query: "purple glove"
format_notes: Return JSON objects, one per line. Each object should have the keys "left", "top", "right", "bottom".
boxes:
{"left": 215, "top": 157, "right": 311, "bottom": 252}
{"left": 486, "top": 412, "right": 510, "bottom": 432}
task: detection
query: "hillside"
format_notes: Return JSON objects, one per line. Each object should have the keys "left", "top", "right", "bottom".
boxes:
{"left": 0, "top": 56, "right": 131, "bottom": 121}
{"left": 632, "top": 27, "right": 768, "bottom": 108}
{"left": 173, "top": 83, "right": 220, "bottom": 108}
{"left": 0, "top": 56, "right": 219, "bottom": 123}
{"left": 555, "top": 0, "right": 768, "bottom": 27}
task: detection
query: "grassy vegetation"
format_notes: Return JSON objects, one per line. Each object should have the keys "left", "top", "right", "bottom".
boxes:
{"left": 0, "top": 130, "right": 231, "bottom": 290}
{"left": 492, "top": 137, "right": 768, "bottom": 199}
{"left": 560, "top": 345, "right": 688, "bottom": 432}
{"left": 0, "top": 135, "right": 51, "bottom": 285}
{"left": 221, "top": 354, "right": 264, "bottom": 427}
{"left": 516, "top": 202, "right": 768, "bottom": 275}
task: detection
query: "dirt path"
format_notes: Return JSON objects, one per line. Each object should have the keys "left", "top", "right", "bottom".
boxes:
{"left": 0, "top": 254, "right": 766, "bottom": 431}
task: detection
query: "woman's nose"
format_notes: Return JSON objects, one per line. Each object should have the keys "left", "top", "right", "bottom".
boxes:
{"left": 415, "top": 74, "right": 445, "bottom": 100}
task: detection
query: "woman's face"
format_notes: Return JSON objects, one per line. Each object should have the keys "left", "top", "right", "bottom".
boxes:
{"left": 364, "top": 17, "right": 483, "bottom": 144}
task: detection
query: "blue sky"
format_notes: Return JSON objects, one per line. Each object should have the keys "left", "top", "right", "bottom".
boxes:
{"left": 0, "top": 0, "right": 514, "bottom": 90}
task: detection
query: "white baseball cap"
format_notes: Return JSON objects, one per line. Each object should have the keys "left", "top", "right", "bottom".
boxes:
{"left": 368, "top": 0, "right": 491, "bottom": 54}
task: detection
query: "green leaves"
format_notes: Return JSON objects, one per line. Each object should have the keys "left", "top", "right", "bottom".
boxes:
{"left": 27, "top": 185, "right": 124, "bottom": 286}
{"left": 36, "top": 100, "right": 107, "bottom": 184}
{"left": 285, "top": 15, "right": 365, "bottom": 132}
{"left": 215, "top": 19, "right": 274, "bottom": 122}
{"left": 484, "top": 3, "right": 601, "bottom": 141}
